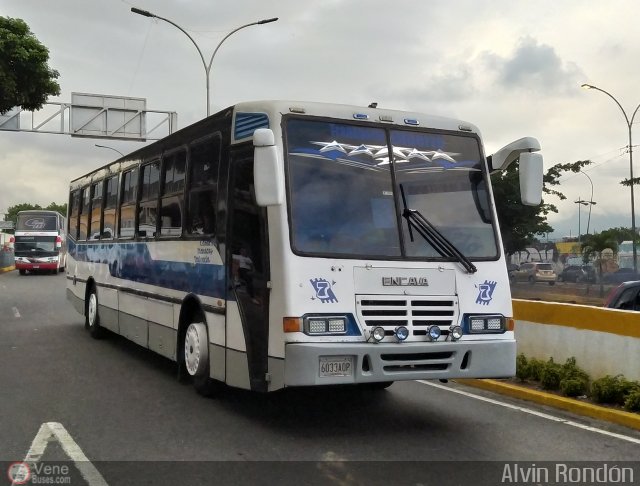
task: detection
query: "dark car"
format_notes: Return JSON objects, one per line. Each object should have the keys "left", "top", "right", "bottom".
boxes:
{"left": 558, "top": 265, "right": 596, "bottom": 283}
{"left": 604, "top": 281, "right": 640, "bottom": 310}
{"left": 602, "top": 267, "right": 640, "bottom": 284}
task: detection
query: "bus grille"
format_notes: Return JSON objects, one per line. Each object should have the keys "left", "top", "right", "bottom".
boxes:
{"left": 356, "top": 295, "right": 459, "bottom": 341}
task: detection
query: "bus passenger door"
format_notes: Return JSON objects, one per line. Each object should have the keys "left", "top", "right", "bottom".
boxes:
{"left": 227, "top": 145, "right": 270, "bottom": 392}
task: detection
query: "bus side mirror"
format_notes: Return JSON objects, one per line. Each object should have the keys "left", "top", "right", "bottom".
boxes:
{"left": 519, "top": 152, "right": 544, "bottom": 206}
{"left": 253, "top": 128, "right": 284, "bottom": 207}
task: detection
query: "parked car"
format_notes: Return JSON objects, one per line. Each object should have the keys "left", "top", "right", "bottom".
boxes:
{"left": 604, "top": 280, "right": 640, "bottom": 310}
{"left": 510, "top": 262, "right": 557, "bottom": 285}
{"left": 601, "top": 267, "right": 640, "bottom": 284}
{"left": 506, "top": 263, "right": 519, "bottom": 280}
{"left": 558, "top": 265, "right": 597, "bottom": 283}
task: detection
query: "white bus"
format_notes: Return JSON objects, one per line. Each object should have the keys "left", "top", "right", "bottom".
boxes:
{"left": 66, "top": 100, "right": 543, "bottom": 395}
{"left": 13, "top": 210, "right": 67, "bottom": 275}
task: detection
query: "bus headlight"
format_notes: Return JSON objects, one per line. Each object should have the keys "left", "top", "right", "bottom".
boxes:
{"left": 467, "top": 315, "right": 506, "bottom": 334}
{"left": 371, "top": 326, "right": 386, "bottom": 342}
{"left": 303, "top": 316, "right": 347, "bottom": 335}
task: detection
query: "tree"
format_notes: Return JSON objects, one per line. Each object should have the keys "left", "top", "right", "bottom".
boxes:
{"left": 581, "top": 232, "right": 618, "bottom": 297}
{"left": 492, "top": 159, "right": 592, "bottom": 256}
{"left": 0, "top": 16, "right": 60, "bottom": 114}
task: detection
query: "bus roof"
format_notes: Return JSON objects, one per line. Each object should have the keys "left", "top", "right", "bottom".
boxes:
{"left": 70, "top": 100, "right": 482, "bottom": 188}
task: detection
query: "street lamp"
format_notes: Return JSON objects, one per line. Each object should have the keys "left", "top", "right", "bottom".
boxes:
{"left": 580, "top": 170, "right": 596, "bottom": 235}
{"left": 95, "top": 144, "right": 124, "bottom": 157}
{"left": 582, "top": 83, "right": 640, "bottom": 273}
{"left": 573, "top": 198, "right": 595, "bottom": 243}
{"left": 131, "top": 7, "right": 278, "bottom": 117}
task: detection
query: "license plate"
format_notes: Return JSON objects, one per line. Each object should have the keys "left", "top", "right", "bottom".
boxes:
{"left": 32, "top": 265, "right": 40, "bottom": 269}
{"left": 319, "top": 356, "right": 354, "bottom": 378}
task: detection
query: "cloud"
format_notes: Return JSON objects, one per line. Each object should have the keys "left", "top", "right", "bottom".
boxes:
{"left": 483, "top": 36, "right": 584, "bottom": 95}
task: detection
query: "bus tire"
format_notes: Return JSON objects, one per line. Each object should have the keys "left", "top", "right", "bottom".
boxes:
{"left": 183, "top": 321, "right": 221, "bottom": 397}
{"left": 85, "top": 285, "right": 105, "bottom": 339}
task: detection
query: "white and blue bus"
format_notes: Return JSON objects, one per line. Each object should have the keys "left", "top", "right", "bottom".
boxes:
{"left": 66, "top": 100, "right": 543, "bottom": 395}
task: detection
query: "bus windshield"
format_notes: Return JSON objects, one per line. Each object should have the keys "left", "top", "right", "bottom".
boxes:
{"left": 286, "top": 118, "right": 498, "bottom": 259}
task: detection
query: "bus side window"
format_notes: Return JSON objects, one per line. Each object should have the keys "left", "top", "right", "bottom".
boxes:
{"left": 187, "top": 135, "right": 221, "bottom": 235}
{"left": 78, "top": 186, "right": 91, "bottom": 241}
{"left": 102, "top": 175, "right": 118, "bottom": 240}
{"left": 160, "top": 150, "right": 186, "bottom": 237}
{"left": 119, "top": 168, "right": 138, "bottom": 239}
{"left": 89, "top": 180, "right": 103, "bottom": 240}
{"left": 138, "top": 161, "right": 160, "bottom": 238}
{"left": 68, "top": 190, "right": 81, "bottom": 240}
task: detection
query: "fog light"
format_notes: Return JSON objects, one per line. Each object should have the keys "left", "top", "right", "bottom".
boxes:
{"left": 449, "top": 325, "right": 463, "bottom": 341}
{"left": 395, "top": 326, "right": 409, "bottom": 341}
{"left": 371, "top": 326, "right": 386, "bottom": 342}
{"left": 428, "top": 325, "right": 441, "bottom": 341}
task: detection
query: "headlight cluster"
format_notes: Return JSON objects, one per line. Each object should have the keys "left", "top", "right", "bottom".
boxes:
{"left": 304, "top": 316, "right": 347, "bottom": 335}
{"left": 468, "top": 315, "right": 505, "bottom": 333}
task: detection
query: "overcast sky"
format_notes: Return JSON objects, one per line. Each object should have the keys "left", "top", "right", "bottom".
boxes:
{"left": 2, "top": 0, "right": 640, "bottom": 239}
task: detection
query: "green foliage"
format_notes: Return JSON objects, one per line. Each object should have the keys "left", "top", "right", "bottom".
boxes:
{"left": 559, "top": 357, "right": 589, "bottom": 397}
{"left": 560, "top": 378, "right": 587, "bottom": 397}
{"left": 4, "top": 202, "right": 67, "bottom": 226}
{"left": 491, "top": 158, "right": 592, "bottom": 256}
{"left": 515, "top": 353, "right": 529, "bottom": 381}
{"left": 624, "top": 390, "right": 640, "bottom": 413}
{"left": 527, "top": 358, "right": 545, "bottom": 381}
{"left": 590, "top": 375, "right": 626, "bottom": 404}
{"left": 540, "top": 358, "right": 562, "bottom": 390}
{"left": 0, "top": 16, "right": 60, "bottom": 114}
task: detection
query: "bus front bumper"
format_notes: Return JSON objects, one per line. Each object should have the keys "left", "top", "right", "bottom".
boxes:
{"left": 284, "top": 339, "right": 516, "bottom": 386}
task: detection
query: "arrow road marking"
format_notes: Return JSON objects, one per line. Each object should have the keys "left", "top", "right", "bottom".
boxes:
{"left": 12, "top": 307, "right": 20, "bottom": 319}
{"left": 11, "top": 422, "right": 108, "bottom": 485}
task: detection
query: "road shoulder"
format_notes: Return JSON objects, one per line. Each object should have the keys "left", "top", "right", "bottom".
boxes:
{"left": 458, "top": 379, "right": 640, "bottom": 431}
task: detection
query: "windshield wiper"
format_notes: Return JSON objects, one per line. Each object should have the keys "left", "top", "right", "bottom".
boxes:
{"left": 400, "top": 185, "right": 477, "bottom": 274}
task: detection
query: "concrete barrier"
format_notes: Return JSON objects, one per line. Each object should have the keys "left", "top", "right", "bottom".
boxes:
{"left": 514, "top": 299, "right": 640, "bottom": 381}
{"left": 0, "top": 248, "right": 14, "bottom": 272}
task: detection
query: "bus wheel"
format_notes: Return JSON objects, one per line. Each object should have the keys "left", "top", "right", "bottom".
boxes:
{"left": 184, "top": 322, "right": 220, "bottom": 397}
{"left": 85, "top": 286, "right": 105, "bottom": 339}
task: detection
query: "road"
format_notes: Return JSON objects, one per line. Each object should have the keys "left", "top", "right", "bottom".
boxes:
{"left": 1, "top": 271, "right": 639, "bottom": 485}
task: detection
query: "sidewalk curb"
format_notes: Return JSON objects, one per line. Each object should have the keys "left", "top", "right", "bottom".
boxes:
{"left": 0, "top": 265, "right": 14, "bottom": 274}
{"left": 457, "top": 379, "right": 640, "bottom": 431}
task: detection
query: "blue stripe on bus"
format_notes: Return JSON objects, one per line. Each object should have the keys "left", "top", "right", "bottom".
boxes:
{"left": 68, "top": 240, "right": 226, "bottom": 299}
{"left": 234, "top": 112, "right": 269, "bottom": 140}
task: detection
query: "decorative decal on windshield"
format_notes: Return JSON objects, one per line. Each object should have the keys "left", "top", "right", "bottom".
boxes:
{"left": 475, "top": 280, "right": 497, "bottom": 305}
{"left": 310, "top": 278, "right": 338, "bottom": 303}
{"left": 290, "top": 140, "right": 475, "bottom": 170}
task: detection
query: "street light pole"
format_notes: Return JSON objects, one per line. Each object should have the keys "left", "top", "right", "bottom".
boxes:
{"left": 131, "top": 7, "right": 278, "bottom": 117}
{"left": 95, "top": 144, "right": 124, "bottom": 157}
{"left": 580, "top": 170, "right": 596, "bottom": 235}
{"left": 574, "top": 198, "right": 590, "bottom": 243}
{"left": 582, "top": 83, "right": 640, "bottom": 273}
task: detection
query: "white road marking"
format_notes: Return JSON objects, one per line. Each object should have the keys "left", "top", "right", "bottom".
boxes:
{"left": 12, "top": 307, "right": 20, "bottom": 319}
{"left": 418, "top": 380, "right": 640, "bottom": 445}
{"left": 13, "top": 422, "right": 109, "bottom": 486}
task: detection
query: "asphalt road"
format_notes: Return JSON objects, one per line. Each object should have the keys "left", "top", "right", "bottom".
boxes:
{"left": 1, "top": 270, "right": 639, "bottom": 485}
